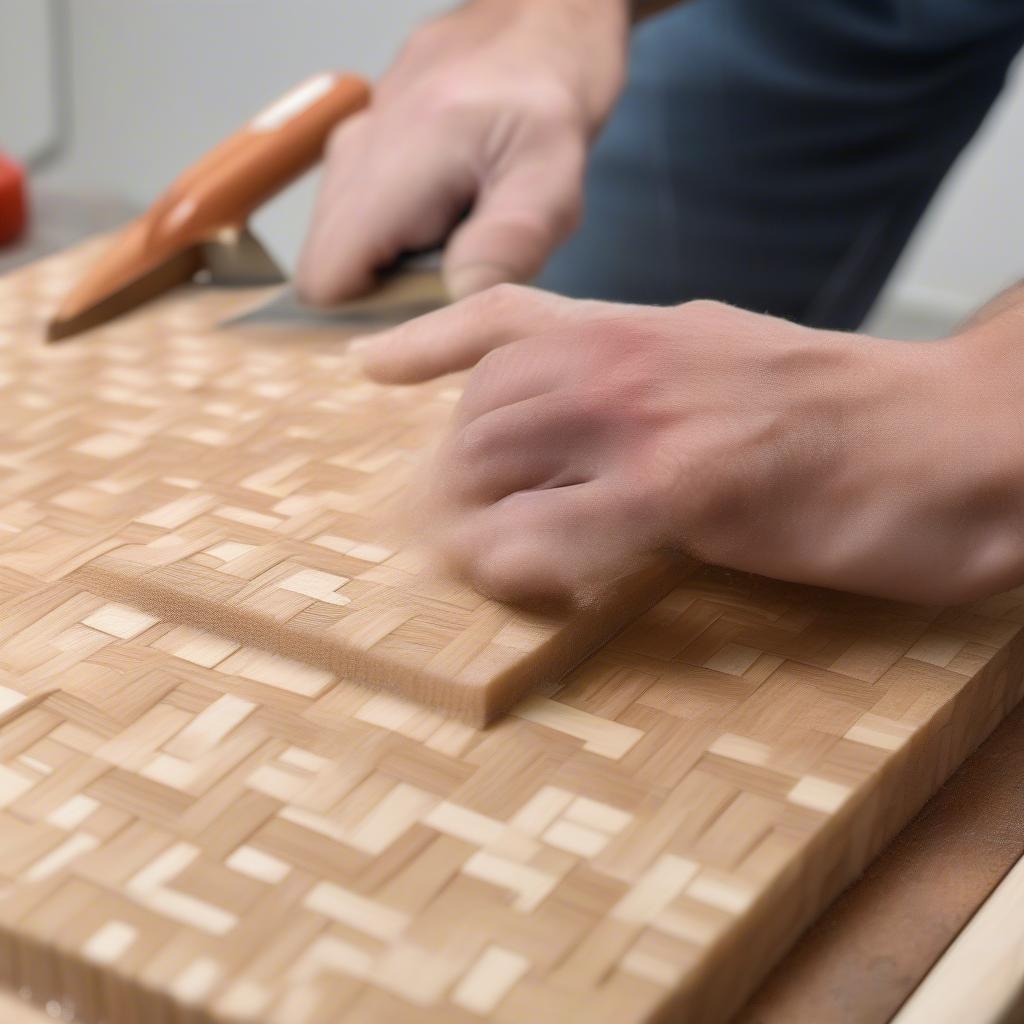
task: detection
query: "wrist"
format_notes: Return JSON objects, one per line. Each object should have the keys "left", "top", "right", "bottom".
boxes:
{"left": 845, "top": 332, "right": 1024, "bottom": 602}
{"left": 945, "top": 331, "right": 1024, "bottom": 599}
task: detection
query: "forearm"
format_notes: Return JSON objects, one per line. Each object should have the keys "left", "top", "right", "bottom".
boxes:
{"left": 825, "top": 293, "right": 1024, "bottom": 604}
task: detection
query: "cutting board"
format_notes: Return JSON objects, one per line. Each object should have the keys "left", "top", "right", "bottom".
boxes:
{"left": 0, "top": 245, "right": 1022, "bottom": 1024}
{"left": 4, "top": 242, "right": 682, "bottom": 726}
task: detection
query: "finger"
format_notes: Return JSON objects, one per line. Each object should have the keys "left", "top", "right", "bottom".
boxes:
{"left": 360, "top": 284, "right": 583, "bottom": 384}
{"left": 297, "top": 116, "right": 472, "bottom": 306}
{"left": 436, "top": 392, "right": 599, "bottom": 507}
{"left": 442, "top": 138, "right": 585, "bottom": 300}
{"left": 452, "top": 334, "right": 587, "bottom": 428}
{"left": 431, "top": 481, "right": 657, "bottom": 606}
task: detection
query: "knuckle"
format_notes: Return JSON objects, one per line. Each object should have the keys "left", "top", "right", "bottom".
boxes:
{"left": 459, "top": 284, "right": 534, "bottom": 329}
{"left": 421, "top": 78, "right": 492, "bottom": 126}
{"left": 678, "top": 298, "right": 733, "bottom": 324}
{"left": 459, "top": 340, "right": 530, "bottom": 409}
{"left": 590, "top": 314, "right": 656, "bottom": 354}
{"left": 680, "top": 298, "right": 726, "bottom": 316}
{"left": 469, "top": 342, "right": 510, "bottom": 383}
{"left": 452, "top": 415, "right": 500, "bottom": 466}
{"left": 584, "top": 330, "right": 660, "bottom": 396}
{"left": 477, "top": 281, "right": 531, "bottom": 312}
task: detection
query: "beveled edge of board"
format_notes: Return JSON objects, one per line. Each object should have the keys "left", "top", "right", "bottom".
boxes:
{"left": 68, "top": 558, "right": 690, "bottom": 726}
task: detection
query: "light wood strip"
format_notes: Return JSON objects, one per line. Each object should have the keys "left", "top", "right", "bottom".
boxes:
{"left": 892, "top": 855, "right": 1024, "bottom": 1024}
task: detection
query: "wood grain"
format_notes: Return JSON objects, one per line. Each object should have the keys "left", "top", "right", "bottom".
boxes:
{"left": 19, "top": 241, "right": 684, "bottom": 725}
{"left": 0, "top": 245, "right": 1022, "bottom": 1023}
{"left": 735, "top": 699, "right": 1024, "bottom": 1023}
{"left": 0, "top": 989, "right": 52, "bottom": 1024}
{"left": 891, "top": 853, "right": 1024, "bottom": 1024}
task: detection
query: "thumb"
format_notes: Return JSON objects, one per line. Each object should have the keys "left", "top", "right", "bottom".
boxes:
{"left": 443, "top": 141, "right": 584, "bottom": 300}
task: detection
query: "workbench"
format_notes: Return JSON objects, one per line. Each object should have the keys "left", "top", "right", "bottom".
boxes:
{"left": 0, "top": 238, "right": 1022, "bottom": 1024}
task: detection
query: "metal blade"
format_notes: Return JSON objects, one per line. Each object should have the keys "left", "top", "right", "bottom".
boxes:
{"left": 222, "top": 249, "right": 447, "bottom": 330}
{"left": 200, "top": 226, "right": 285, "bottom": 286}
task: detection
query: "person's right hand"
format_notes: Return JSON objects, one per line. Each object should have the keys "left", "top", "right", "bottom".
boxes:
{"left": 297, "top": 0, "right": 630, "bottom": 306}
{"left": 355, "top": 285, "right": 1020, "bottom": 609}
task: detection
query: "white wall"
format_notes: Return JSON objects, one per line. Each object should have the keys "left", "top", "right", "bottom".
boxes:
{"left": 867, "top": 54, "right": 1024, "bottom": 337}
{"left": 2, "top": 0, "right": 1023, "bottom": 332}
{"left": 44, "top": 0, "right": 450, "bottom": 269}
{"left": 0, "top": 0, "right": 57, "bottom": 163}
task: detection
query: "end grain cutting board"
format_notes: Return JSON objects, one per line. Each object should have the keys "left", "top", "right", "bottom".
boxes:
{"left": 6, "top": 241, "right": 684, "bottom": 726}
{"left": 0, "top": 245, "right": 1021, "bottom": 1024}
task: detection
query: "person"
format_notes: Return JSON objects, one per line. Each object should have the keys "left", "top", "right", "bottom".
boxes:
{"left": 296, "top": 0, "right": 1024, "bottom": 607}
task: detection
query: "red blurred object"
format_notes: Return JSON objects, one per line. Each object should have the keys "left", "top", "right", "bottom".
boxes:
{"left": 0, "top": 152, "right": 28, "bottom": 246}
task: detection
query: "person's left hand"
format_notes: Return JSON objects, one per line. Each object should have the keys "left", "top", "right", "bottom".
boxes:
{"left": 355, "top": 285, "right": 1020, "bottom": 607}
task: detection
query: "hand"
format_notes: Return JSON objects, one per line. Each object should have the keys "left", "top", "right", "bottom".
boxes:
{"left": 358, "top": 285, "right": 1024, "bottom": 606}
{"left": 297, "top": 0, "right": 629, "bottom": 305}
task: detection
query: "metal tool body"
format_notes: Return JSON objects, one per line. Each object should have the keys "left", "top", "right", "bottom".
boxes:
{"left": 226, "top": 248, "right": 448, "bottom": 330}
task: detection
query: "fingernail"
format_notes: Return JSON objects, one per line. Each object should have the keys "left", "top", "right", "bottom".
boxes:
{"left": 445, "top": 263, "right": 511, "bottom": 300}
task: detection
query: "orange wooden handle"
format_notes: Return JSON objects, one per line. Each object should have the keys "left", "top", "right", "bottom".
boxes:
{"left": 50, "top": 73, "right": 371, "bottom": 337}
{"left": 148, "top": 72, "right": 370, "bottom": 249}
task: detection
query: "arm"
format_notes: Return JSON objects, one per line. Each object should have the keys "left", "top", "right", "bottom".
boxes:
{"left": 351, "top": 285, "right": 1024, "bottom": 608}
{"left": 297, "top": 0, "right": 632, "bottom": 305}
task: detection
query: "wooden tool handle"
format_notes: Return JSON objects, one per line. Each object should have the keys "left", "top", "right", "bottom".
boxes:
{"left": 149, "top": 72, "right": 370, "bottom": 247}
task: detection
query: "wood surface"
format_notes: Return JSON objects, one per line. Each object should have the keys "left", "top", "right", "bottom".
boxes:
{"left": 27, "top": 241, "right": 683, "bottom": 726}
{"left": 891, "top": 853, "right": 1024, "bottom": 1024}
{"left": 736, "top": 699, "right": 1024, "bottom": 1023}
{"left": 0, "top": 989, "right": 53, "bottom": 1024}
{"left": 4, "top": 670, "right": 1017, "bottom": 1024}
{"left": 0, "top": 245, "right": 1023, "bottom": 1023}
